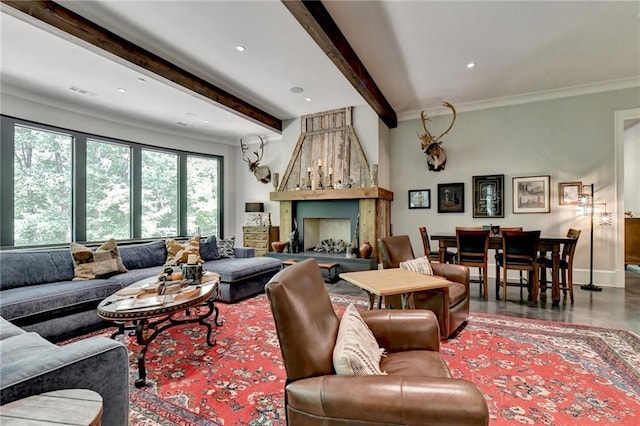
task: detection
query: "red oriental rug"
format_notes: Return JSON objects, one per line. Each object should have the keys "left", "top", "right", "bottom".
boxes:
{"left": 68, "top": 294, "right": 640, "bottom": 425}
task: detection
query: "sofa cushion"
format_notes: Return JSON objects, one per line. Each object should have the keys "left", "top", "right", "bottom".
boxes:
{"left": 0, "top": 248, "right": 75, "bottom": 290}
{"left": 119, "top": 241, "right": 167, "bottom": 270}
{"left": 0, "top": 317, "right": 26, "bottom": 340}
{"left": 399, "top": 255, "right": 434, "bottom": 276}
{"left": 0, "top": 332, "right": 54, "bottom": 366}
{"left": 203, "top": 257, "right": 281, "bottom": 283}
{"left": 217, "top": 236, "right": 235, "bottom": 258}
{"left": 165, "top": 235, "right": 202, "bottom": 266}
{"left": 0, "top": 279, "right": 122, "bottom": 323}
{"left": 333, "top": 303, "right": 386, "bottom": 375}
{"left": 199, "top": 235, "right": 221, "bottom": 261}
{"left": 70, "top": 239, "right": 128, "bottom": 280}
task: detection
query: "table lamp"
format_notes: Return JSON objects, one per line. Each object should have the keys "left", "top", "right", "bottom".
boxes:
{"left": 245, "top": 202, "right": 265, "bottom": 226}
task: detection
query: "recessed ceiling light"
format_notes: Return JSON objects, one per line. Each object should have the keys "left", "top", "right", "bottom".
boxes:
{"left": 305, "top": 97, "right": 312, "bottom": 102}
{"left": 466, "top": 62, "right": 476, "bottom": 69}
{"left": 186, "top": 112, "right": 198, "bottom": 118}
{"left": 117, "top": 88, "right": 127, "bottom": 93}
{"left": 203, "top": 119, "right": 209, "bottom": 124}
{"left": 236, "top": 45, "right": 246, "bottom": 52}
{"left": 290, "top": 86, "right": 304, "bottom": 94}
{"left": 137, "top": 77, "right": 146, "bottom": 83}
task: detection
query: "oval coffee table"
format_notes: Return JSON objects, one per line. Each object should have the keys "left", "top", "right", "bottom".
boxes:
{"left": 98, "top": 272, "right": 222, "bottom": 387}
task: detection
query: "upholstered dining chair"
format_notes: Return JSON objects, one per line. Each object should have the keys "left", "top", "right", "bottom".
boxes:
{"left": 456, "top": 227, "right": 490, "bottom": 300}
{"left": 538, "top": 228, "right": 581, "bottom": 304}
{"left": 377, "top": 235, "right": 471, "bottom": 338}
{"left": 419, "top": 226, "right": 456, "bottom": 263}
{"left": 496, "top": 230, "right": 541, "bottom": 302}
{"left": 265, "top": 258, "right": 489, "bottom": 425}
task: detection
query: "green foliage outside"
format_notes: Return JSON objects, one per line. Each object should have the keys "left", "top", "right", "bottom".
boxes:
{"left": 14, "top": 126, "right": 72, "bottom": 245}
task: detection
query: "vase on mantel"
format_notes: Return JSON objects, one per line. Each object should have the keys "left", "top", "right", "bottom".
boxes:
{"left": 359, "top": 241, "right": 373, "bottom": 259}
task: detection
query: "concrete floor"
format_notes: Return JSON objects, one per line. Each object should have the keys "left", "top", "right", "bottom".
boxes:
{"left": 327, "top": 265, "right": 640, "bottom": 333}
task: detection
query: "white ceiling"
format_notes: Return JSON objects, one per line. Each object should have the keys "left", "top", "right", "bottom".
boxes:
{"left": 1, "top": 1, "right": 639, "bottom": 145}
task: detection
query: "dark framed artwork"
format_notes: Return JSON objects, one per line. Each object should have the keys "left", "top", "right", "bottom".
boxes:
{"left": 472, "top": 174, "right": 504, "bottom": 218}
{"left": 437, "top": 182, "right": 464, "bottom": 213}
{"left": 559, "top": 181, "right": 582, "bottom": 205}
{"left": 408, "top": 189, "right": 431, "bottom": 209}
{"left": 513, "top": 175, "right": 551, "bottom": 213}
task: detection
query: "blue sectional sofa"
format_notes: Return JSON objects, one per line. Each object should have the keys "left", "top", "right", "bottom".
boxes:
{"left": 0, "top": 239, "right": 282, "bottom": 341}
{"left": 0, "top": 316, "right": 129, "bottom": 426}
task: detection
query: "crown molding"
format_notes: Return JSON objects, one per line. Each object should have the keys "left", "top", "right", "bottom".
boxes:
{"left": 398, "top": 77, "right": 640, "bottom": 121}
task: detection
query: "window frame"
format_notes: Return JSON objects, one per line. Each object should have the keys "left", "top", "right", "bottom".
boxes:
{"left": 0, "top": 115, "right": 224, "bottom": 248}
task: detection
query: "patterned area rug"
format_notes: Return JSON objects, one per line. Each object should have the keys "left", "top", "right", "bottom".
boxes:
{"left": 70, "top": 294, "right": 640, "bottom": 425}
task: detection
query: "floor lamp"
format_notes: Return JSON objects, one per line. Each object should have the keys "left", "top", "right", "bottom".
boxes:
{"left": 578, "top": 184, "right": 612, "bottom": 292}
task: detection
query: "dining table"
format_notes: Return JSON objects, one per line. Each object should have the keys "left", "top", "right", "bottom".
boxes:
{"left": 430, "top": 233, "right": 574, "bottom": 307}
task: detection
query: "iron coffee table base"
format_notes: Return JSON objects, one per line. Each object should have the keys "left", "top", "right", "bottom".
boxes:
{"left": 110, "top": 300, "right": 223, "bottom": 387}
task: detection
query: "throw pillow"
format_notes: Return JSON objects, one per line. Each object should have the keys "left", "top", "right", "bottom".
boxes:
{"left": 217, "top": 236, "right": 235, "bottom": 258}
{"left": 70, "top": 238, "right": 128, "bottom": 280}
{"left": 199, "top": 235, "right": 220, "bottom": 261}
{"left": 165, "top": 235, "right": 202, "bottom": 266}
{"left": 333, "top": 303, "right": 386, "bottom": 375}
{"left": 399, "top": 255, "right": 434, "bottom": 276}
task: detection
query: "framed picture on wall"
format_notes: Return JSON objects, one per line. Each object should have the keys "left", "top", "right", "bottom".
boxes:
{"left": 437, "top": 183, "right": 464, "bottom": 213}
{"left": 472, "top": 174, "right": 504, "bottom": 218}
{"left": 512, "top": 175, "right": 551, "bottom": 213}
{"left": 559, "top": 181, "right": 582, "bottom": 205}
{"left": 408, "top": 189, "right": 431, "bottom": 209}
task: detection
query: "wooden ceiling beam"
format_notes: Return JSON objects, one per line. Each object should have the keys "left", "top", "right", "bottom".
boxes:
{"left": 282, "top": 0, "right": 397, "bottom": 129}
{"left": 2, "top": 0, "right": 282, "bottom": 133}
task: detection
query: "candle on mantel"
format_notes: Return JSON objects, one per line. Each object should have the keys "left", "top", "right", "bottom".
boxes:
{"left": 329, "top": 167, "right": 333, "bottom": 175}
{"left": 307, "top": 167, "right": 311, "bottom": 172}
{"left": 318, "top": 159, "right": 322, "bottom": 166}
{"left": 187, "top": 254, "right": 198, "bottom": 264}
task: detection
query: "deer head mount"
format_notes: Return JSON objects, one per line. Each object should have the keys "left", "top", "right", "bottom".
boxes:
{"left": 418, "top": 101, "right": 457, "bottom": 172}
{"left": 240, "top": 136, "right": 271, "bottom": 184}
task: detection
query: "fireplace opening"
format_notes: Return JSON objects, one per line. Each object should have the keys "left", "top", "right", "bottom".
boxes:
{"left": 294, "top": 200, "right": 359, "bottom": 253}
{"left": 304, "top": 218, "right": 351, "bottom": 253}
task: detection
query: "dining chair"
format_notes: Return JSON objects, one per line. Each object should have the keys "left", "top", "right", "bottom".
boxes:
{"left": 419, "top": 226, "right": 456, "bottom": 263}
{"left": 377, "top": 235, "right": 471, "bottom": 338}
{"left": 496, "top": 230, "right": 541, "bottom": 302}
{"left": 538, "top": 228, "right": 581, "bottom": 304}
{"left": 455, "top": 227, "right": 490, "bottom": 300}
{"left": 493, "top": 227, "right": 523, "bottom": 290}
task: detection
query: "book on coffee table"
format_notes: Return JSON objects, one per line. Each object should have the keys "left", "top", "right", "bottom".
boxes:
{"left": 115, "top": 295, "right": 170, "bottom": 311}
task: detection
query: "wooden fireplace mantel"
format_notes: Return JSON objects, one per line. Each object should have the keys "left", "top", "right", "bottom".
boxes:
{"left": 269, "top": 187, "right": 393, "bottom": 202}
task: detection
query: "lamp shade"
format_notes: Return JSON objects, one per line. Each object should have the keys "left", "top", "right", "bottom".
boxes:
{"left": 245, "top": 202, "right": 265, "bottom": 213}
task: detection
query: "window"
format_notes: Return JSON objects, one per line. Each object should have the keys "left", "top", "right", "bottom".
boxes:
{"left": 13, "top": 125, "right": 73, "bottom": 245}
{"left": 187, "top": 155, "right": 219, "bottom": 235}
{"left": 1, "top": 116, "right": 223, "bottom": 247}
{"left": 141, "top": 149, "right": 178, "bottom": 238}
{"left": 86, "top": 139, "right": 131, "bottom": 241}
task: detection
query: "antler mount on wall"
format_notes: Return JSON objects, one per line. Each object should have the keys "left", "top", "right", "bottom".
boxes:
{"left": 240, "top": 136, "right": 271, "bottom": 184}
{"left": 418, "top": 101, "right": 457, "bottom": 172}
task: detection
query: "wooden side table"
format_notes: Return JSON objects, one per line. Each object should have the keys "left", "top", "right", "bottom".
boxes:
{"left": 0, "top": 389, "right": 103, "bottom": 425}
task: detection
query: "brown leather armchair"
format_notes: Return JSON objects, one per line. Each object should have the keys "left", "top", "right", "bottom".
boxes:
{"left": 265, "top": 258, "right": 489, "bottom": 426}
{"left": 377, "top": 235, "right": 471, "bottom": 338}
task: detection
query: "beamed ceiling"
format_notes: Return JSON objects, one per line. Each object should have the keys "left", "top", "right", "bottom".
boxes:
{"left": 1, "top": 1, "right": 638, "bottom": 145}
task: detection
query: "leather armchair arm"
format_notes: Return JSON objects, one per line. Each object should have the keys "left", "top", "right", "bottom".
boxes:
{"left": 360, "top": 309, "right": 440, "bottom": 352}
{"left": 287, "top": 375, "right": 489, "bottom": 426}
{"left": 431, "top": 263, "right": 470, "bottom": 292}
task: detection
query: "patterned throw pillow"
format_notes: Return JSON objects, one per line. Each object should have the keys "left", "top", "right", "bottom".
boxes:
{"left": 399, "top": 255, "right": 434, "bottom": 276}
{"left": 70, "top": 238, "right": 128, "bottom": 280}
{"left": 199, "top": 235, "right": 220, "bottom": 261}
{"left": 333, "top": 303, "right": 387, "bottom": 375}
{"left": 217, "top": 236, "right": 235, "bottom": 258}
{"left": 165, "top": 235, "right": 202, "bottom": 266}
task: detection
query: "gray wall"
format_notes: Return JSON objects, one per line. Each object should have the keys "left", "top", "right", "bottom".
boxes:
{"left": 389, "top": 88, "right": 640, "bottom": 287}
